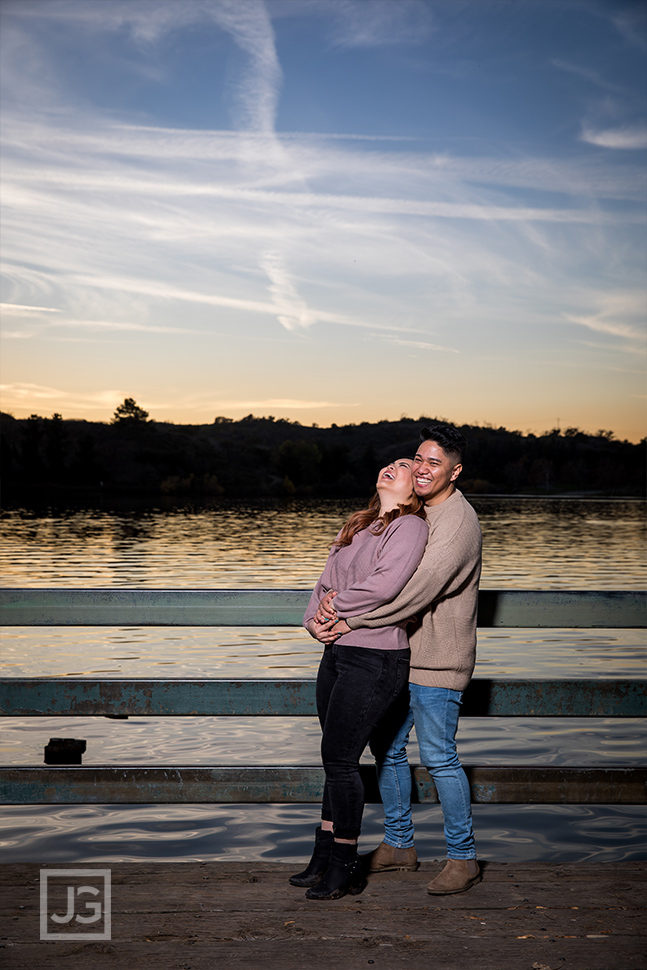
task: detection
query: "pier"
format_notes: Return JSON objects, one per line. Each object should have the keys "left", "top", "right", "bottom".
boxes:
{"left": 0, "top": 587, "right": 645, "bottom": 966}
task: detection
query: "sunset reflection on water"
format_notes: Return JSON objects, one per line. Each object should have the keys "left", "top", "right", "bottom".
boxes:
{"left": 0, "top": 496, "right": 645, "bottom": 864}
{"left": 1, "top": 496, "right": 645, "bottom": 588}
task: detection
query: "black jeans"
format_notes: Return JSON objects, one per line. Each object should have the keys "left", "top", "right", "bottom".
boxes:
{"left": 316, "top": 642, "right": 410, "bottom": 841}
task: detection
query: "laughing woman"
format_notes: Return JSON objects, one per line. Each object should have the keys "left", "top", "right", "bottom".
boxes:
{"left": 290, "top": 458, "right": 428, "bottom": 900}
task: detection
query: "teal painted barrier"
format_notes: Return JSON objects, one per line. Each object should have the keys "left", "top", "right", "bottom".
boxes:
{"left": 1, "top": 766, "right": 645, "bottom": 806}
{"left": 1, "top": 586, "right": 644, "bottom": 806}
{"left": 1, "top": 588, "right": 645, "bottom": 628}
{"left": 1, "top": 677, "right": 644, "bottom": 718}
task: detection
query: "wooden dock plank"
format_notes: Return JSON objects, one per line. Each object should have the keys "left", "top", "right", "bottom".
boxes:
{"left": 1, "top": 862, "right": 645, "bottom": 970}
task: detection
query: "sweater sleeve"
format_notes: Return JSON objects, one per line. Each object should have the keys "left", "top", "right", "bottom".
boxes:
{"left": 345, "top": 505, "right": 480, "bottom": 630}
{"left": 332, "top": 516, "right": 428, "bottom": 619}
{"left": 303, "top": 544, "right": 338, "bottom": 627}
{"left": 344, "top": 544, "right": 454, "bottom": 628}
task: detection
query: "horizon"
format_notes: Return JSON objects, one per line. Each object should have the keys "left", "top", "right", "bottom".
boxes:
{"left": 1, "top": 0, "right": 645, "bottom": 443}
{"left": 2, "top": 405, "right": 643, "bottom": 445}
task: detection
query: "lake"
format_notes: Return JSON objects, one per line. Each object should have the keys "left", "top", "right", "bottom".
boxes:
{"left": 1, "top": 495, "right": 645, "bottom": 864}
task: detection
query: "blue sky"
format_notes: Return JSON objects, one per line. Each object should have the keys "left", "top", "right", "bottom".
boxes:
{"left": 1, "top": 0, "right": 645, "bottom": 439}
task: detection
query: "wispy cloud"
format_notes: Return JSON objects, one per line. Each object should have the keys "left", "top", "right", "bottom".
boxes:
{"left": 5, "top": 139, "right": 641, "bottom": 222}
{"left": 212, "top": 0, "right": 282, "bottom": 134}
{"left": 1, "top": 317, "right": 210, "bottom": 337}
{"left": 0, "top": 382, "right": 125, "bottom": 410}
{"left": 323, "top": 0, "right": 433, "bottom": 49}
{"left": 612, "top": 7, "right": 647, "bottom": 51}
{"left": 567, "top": 313, "right": 644, "bottom": 342}
{"left": 0, "top": 303, "right": 61, "bottom": 316}
{"left": 1, "top": 0, "right": 644, "bottom": 437}
{"left": 0, "top": 381, "right": 346, "bottom": 415}
{"left": 379, "top": 336, "right": 460, "bottom": 353}
{"left": 59, "top": 273, "right": 379, "bottom": 331}
{"left": 4, "top": 0, "right": 283, "bottom": 133}
{"left": 565, "top": 290, "right": 647, "bottom": 347}
{"left": 187, "top": 397, "right": 344, "bottom": 410}
{"left": 573, "top": 338, "right": 647, "bottom": 360}
{"left": 2, "top": 106, "right": 642, "bottom": 352}
{"left": 552, "top": 59, "right": 630, "bottom": 96}
{"left": 260, "top": 250, "right": 317, "bottom": 330}
{"left": 581, "top": 123, "right": 647, "bottom": 150}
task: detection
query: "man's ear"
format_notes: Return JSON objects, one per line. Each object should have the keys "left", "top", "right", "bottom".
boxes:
{"left": 450, "top": 463, "right": 462, "bottom": 482}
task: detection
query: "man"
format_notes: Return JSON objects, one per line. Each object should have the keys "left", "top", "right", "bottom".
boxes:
{"left": 318, "top": 424, "right": 482, "bottom": 895}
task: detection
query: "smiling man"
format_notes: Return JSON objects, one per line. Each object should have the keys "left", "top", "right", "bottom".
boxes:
{"left": 321, "top": 424, "right": 483, "bottom": 895}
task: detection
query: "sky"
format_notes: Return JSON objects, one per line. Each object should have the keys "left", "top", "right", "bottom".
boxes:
{"left": 1, "top": 0, "right": 645, "bottom": 441}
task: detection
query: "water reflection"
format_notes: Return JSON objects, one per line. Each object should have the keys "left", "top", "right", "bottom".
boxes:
{"left": 1, "top": 627, "right": 645, "bottom": 679}
{"left": 1, "top": 497, "right": 645, "bottom": 588}
{"left": 1, "top": 713, "right": 643, "bottom": 768}
{"left": 1, "top": 803, "right": 644, "bottom": 864}
{"left": 1, "top": 496, "right": 645, "bottom": 863}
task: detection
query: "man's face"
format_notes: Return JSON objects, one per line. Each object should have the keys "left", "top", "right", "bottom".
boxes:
{"left": 411, "top": 439, "right": 462, "bottom": 506}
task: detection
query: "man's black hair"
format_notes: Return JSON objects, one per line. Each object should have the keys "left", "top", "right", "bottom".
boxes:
{"left": 419, "top": 424, "right": 466, "bottom": 464}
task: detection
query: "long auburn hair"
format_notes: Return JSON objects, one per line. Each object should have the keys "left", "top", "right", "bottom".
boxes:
{"left": 333, "top": 491, "right": 426, "bottom": 548}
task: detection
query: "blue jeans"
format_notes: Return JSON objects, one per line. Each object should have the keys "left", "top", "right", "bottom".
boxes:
{"left": 370, "top": 683, "right": 476, "bottom": 859}
{"left": 316, "top": 643, "right": 410, "bottom": 841}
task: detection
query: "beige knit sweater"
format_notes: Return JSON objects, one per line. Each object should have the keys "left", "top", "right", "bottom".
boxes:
{"left": 344, "top": 489, "right": 482, "bottom": 691}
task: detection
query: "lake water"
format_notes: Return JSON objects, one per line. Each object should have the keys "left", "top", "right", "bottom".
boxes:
{"left": 0, "top": 496, "right": 645, "bottom": 864}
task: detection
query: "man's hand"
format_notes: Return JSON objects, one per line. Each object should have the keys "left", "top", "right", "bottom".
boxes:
{"left": 330, "top": 618, "right": 350, "bottom": 636}
{"left": 315, "top": 589, "right": 338, "bottom": 624}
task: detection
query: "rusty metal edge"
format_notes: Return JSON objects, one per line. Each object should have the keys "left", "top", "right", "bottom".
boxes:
{"left": 0, "top": 765, "right": 644, "bottom": 805}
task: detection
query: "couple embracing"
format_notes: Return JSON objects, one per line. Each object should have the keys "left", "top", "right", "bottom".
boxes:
{"left": 290, "top": 424, "right": 482, "bottom": 901}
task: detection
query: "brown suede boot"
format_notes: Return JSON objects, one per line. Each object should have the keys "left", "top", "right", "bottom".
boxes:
{"left": 427, "top": 859, "right": 481, "bottom": 894}
{"left": 363, "top": 841, "right": 419, "bottom": 873}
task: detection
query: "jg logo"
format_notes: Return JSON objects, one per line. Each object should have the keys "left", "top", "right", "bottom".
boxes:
{"left": 40, "top": 869, "right": 111, "bottom": 941}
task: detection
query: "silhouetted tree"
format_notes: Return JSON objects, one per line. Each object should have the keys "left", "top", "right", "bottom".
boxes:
{"left": 112, "top": 398, "right": 149, "bottom": 424}
{"left": 45, "top": 413, "right": 68, "bottom": 482}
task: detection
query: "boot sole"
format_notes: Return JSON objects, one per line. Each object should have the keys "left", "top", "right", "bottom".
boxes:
{"left": 369, "top": 863, "right": 420, "bottom": 873}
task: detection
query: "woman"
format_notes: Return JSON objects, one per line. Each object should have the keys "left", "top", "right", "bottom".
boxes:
{"left": 290, "top": 458, "right": 428, "bottom": 900}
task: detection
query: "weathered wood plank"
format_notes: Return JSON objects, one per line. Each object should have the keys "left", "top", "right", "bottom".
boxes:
{"left": 2, "top": 859, "right": 646, "bottom": 884}
{"left": 1, "top": 765, "right": 645, "bottom": 804}
{"left": 2, "top": 677, "right": 644, "bottom": 717}
{"left": 0, "top": 863, "right": 644, "bottom": 970}
{"left": 1, "top": 587, "right": 645, "bottom": 628}
{"left": 3, "top": 939, "right": 645, "bottom": 970}
{"left": 4, "top": 867, "right": 645, "bottom": 913}
{"left": 4, "top": 908, "right": 644, "bottom": 941}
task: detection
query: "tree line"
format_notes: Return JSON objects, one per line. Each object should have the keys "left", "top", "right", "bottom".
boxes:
{"left": 1, "top": 402, "right": 644, "bottom": 499}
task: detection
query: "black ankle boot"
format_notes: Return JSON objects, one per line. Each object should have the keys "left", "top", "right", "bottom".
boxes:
{"left": 289, "top": 827, "right": 334, "bottom": 887}
{"left": 305, "top": 841, "right": 367, "bottom": 900}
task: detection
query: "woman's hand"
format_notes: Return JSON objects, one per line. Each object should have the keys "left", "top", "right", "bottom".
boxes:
{"left": 306, "top": 618, "right": 343, "bottom": 644}
{"left": 315, "top": 589, "right": 338, "bottom": 624}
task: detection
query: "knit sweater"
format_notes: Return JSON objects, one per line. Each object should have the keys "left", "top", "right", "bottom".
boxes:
{"left": 303, "top": 513, "right": 428, "bottom": 651}
{"left": 344, "top": 489, "right": 482, "bottom": 690}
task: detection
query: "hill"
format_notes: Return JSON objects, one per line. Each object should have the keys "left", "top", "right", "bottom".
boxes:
{"left": 1, "top": 411, "right": 644, "bottom": 498}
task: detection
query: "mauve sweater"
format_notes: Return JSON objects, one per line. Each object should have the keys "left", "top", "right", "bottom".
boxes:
{"left": 303, "top": 514, "right": 428, "bottom": 651}
{"left": 345, "top": 489, "right": 482, "bottom": 690}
